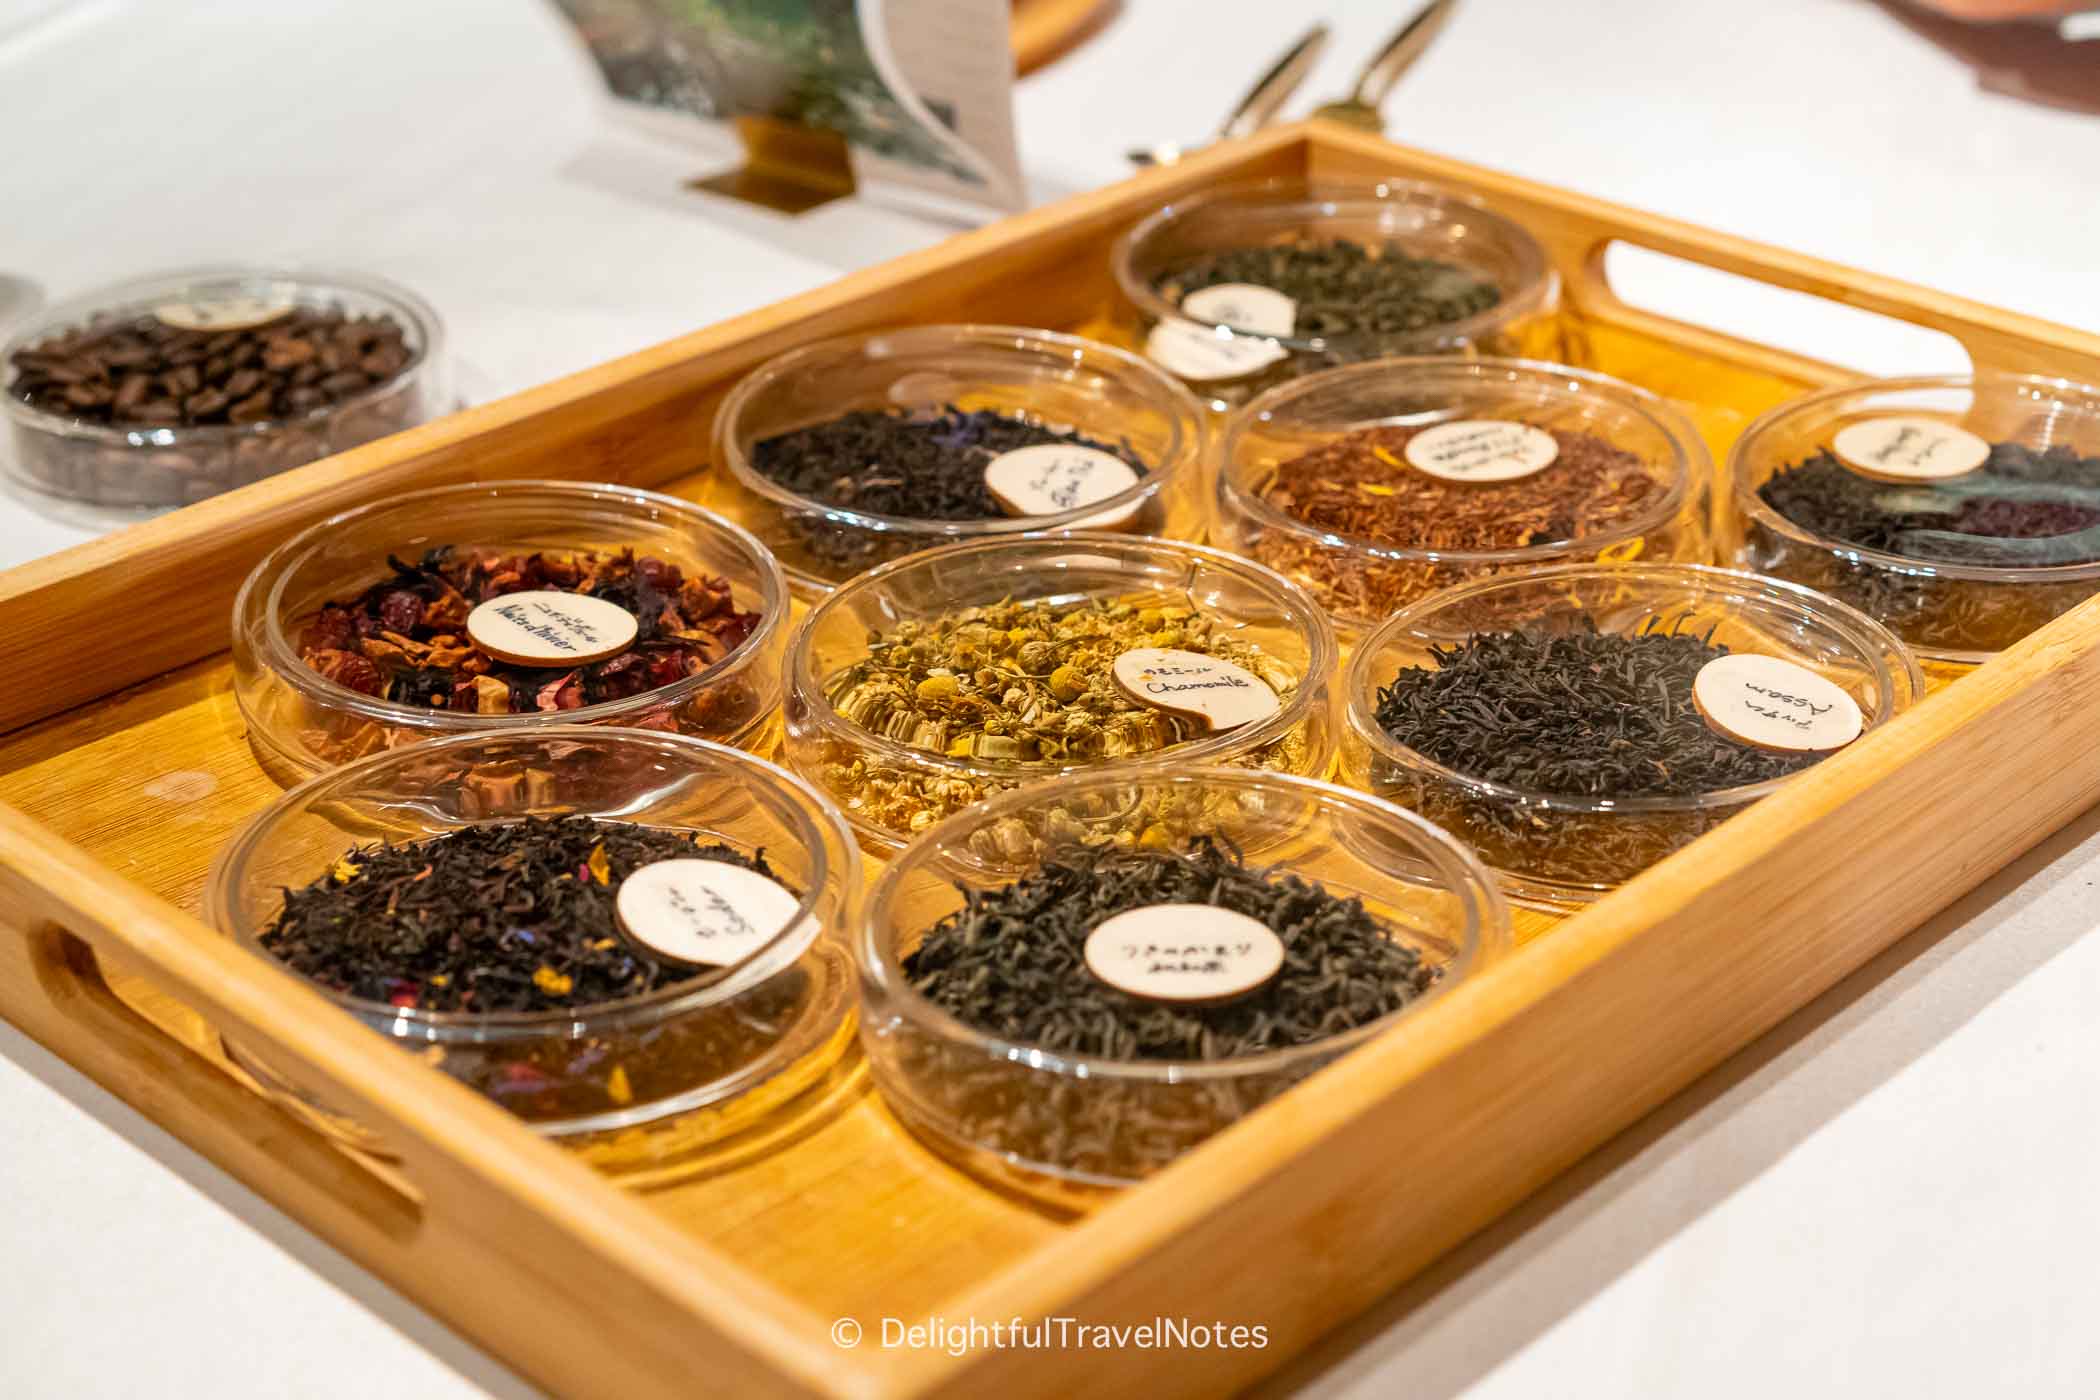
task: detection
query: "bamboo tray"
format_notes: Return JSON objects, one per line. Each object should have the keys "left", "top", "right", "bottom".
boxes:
{"left": 6, "top": 122, "right": 2100, "bottom": 1399}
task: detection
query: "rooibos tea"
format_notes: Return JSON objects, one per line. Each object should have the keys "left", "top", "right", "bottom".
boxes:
{"left": 297, "top": 546, "right": 759, "bottom": 715}
{"left": 903, "top": 836, "right": 1437, "bottom": 1062}
{"left": 1254, "top": 422, "right": 1665, "bottom": 619}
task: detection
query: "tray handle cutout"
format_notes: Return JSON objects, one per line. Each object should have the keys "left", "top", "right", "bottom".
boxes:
{"left": 1593, "top": 240, "right": 1972, "bottom": 380}
{"left": 1562, "top": 229, "right": 2100, "bottom": 387}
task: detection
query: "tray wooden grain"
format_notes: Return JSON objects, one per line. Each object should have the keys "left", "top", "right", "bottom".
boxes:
{"left": 4, "top": 123, "right": 2100, "bottom": 1398}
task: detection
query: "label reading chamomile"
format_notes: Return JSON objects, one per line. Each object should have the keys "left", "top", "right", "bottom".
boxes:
{"left": 1692, "top": 654, "right": 1864, "bottom": 754}
{"left": 153, "top": 292, "right": 295, "bottom": 332}
{"left": 1179, "top": 282, "right": 1297, "bottom": 338}
{"left": 1832, "top": 416, "right": 1991, "bottom": 482}
{"left": 615, "top": 859, "right": 806, "bottom": 969}
{"left": 1403, "top": 420, "right": 1560, "bottom": 483}
{"left": 1145, "top": 316, "right": 1289, "bottom": 383}
{"left": 1111, "top": 647, "right": 1281, "bottom": 732}
{"left": 983, "top": 443, "right": 1142, "bottom": 529}
{"left": 1083, "top": 904, "right": 1285, "bottom": 1006}
{"left": 465, "top": 590, "right": 639, "bottom": 668}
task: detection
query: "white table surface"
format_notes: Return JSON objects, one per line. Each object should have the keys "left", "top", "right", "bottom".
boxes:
{"left": 5, "top": 1, "right": 2100, "bottom": 1396}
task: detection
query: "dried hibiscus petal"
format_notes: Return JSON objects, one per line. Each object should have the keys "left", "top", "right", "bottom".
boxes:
{"left": 296, "top": 546, "right": 760, "bottom": 716}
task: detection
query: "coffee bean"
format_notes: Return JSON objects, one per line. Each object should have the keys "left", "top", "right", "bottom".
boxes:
{"left": 6, "top": 305, "right": 415, "bottom": 430}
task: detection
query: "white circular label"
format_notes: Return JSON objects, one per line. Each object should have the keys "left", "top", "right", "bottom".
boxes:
{"left": 1111, "top": 647, "right": 1281, "bottom": 732}
{"left": 1403, "top": 421, "right": 1561, "bottom": 483}
{"left": 1144, "top": 315, "right": 1289, "bottom": 382}
{"left": 153, "top": 293, "right": 295, "bottom": 332}
{"left": 983, "top": 443, "right": 1142, "bottom": 529}
{"left": 615, "top": 859, "right": 806, "bottom": 969}
{"left": 1831, "top": 416, "right": 1991, "bottom": 482}
{"left": 1179, "top": 282, "right": 1298, "bottom": 338}
{"left": 1083, "top": 904, "right": 1285, "bottom": 1005}
{"left": 1692, "top": 654, "right": 1864, "bottom": 754}
{"left": 465, "top": 590, "right": 639, "bottom": 668}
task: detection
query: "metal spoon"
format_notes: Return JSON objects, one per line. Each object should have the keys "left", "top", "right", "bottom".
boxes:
{"left": 1311, "top": 0, "right": 1459, "bottom": 132}
{"left": 1127, "top": 22, "right": 1331, "bottom": 167}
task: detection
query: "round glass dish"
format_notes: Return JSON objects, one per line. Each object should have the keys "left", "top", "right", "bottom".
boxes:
{"left": 1, "top": 265, "right": 447, "bottom": 513}
{"left": 232, "top": 480, "right": 789, "bottom": 782}
{"left": 1725, "top": 372, "right": 2100, "bottom": 673}
{"left": 1215, "top": 357, "right": 1712, "bottom": 638}
{"left": 781, "top": 533, "right": 1339, "bottom": 853}
{"left": 705, "top": 323, "right": 1209, "bottom": 599}
{"left": 205, "top": 728, "right": 860, "bottom": 1178}
{"left": 857, "top": 765, "right": 1508, "bottom": 1202}
{"left": 1111, "top": 178, "right": 1561, "bottom": 409}
{"left": 1340, "top": 563, "right": 1923, "bottom": 911}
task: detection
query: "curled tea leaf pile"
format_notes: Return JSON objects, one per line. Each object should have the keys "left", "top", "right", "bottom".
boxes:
{"left": 902, "top": 836, "right": 1435, "bottom": 1061}
{"left": 1158, "top": 236, "right": 1502, "bottom": 341}
{"left": 751, "top": 404, "right": 1145, "bottom": 522}
{"left": 1373, "top": 620, "right": 1819, "bottom": 798}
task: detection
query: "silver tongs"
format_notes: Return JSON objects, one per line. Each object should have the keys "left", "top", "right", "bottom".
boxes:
{"left": 1127, "top": 1, "right": 1459, "bottom": 166}
{"left": 1127, "top": 22, "right": 1331, "bottom": 167}
{"left": 1312, "top": 0, "right": 1458, "bottom": 131}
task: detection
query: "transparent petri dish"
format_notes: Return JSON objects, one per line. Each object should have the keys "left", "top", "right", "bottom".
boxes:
{"left": 857, "top": 765, "right": 1509, "bottom": 1203}
{"left": 232, "top": 480, "right": 789, "bottom": 782}
{"left": 780, "top": 533, "right": 1339, "bottom": 854}
{"left": 1111, "top": 178, "right": 1561, "bottom": 410}
{"left": 1725, "top": 372, "right": 2100, "bottom": 673}
{"left": 1, "top": 265, "right": 448, "bottom": 513}
{"left": 204, "top": 727, "right": 861, "bottom": 1177}
{"left": 1215, "top": 357, "right": 1712, "bottom": 638}
{"left": 705, "top": 323, "right": 1209, "bottom": 599}
{"left": 1339, "top": 562, "right": 1923, "bottom": 911}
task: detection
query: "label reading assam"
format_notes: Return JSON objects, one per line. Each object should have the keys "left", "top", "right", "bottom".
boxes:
{"left": 1111, "top": 647, "right": 1281, "bottom": 732}
{"left": 1403, "top": 420, "right": 1560, "bottom": 483}
{"left": 1144, "top": 316, "right": 1288, "bottom": 382}
{"left": 153, "top": 292, "right": 296, "bottom": 332}
{"left": 1831, "top": 417, "right": 1991, "bottom": 482}
{"left": 615, "top": 859, "right": 805, "bottom": 969}
{"left": 983, "top": 443, "right": 1142, "bottom": 529}
{"left": 1083, "top": 904, "right": 1285, "bottom": 1005}
{"left": 1692, "top": 654, "right": 1863, "bottom": 754}
{"left": 465, "top": 590, "right": 639, "bottom": 668}
{"left": 1179, "top": 282, "right": 1298, "bottom": 338}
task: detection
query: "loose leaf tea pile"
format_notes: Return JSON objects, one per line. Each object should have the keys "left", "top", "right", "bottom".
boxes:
{"left": 825, "top": 597, "right": 1297, "bottom": 763}
{"left": 260, "top": 816, "right": 778, "bottom": 1014}
{"left": 1760, "top": 441, "right": 2100, "bottom": 565}
{"left": 299, "top": 545, "right": 758, "bottom": 713}
{"left": 1374, "top": 620, "right": 1818, "bottom": 798}
{"left": 903, "top": 836, "right": 1436, "bottom": 1061}
{"left": 1158, "top": 236, "right": 1502, "bottom": 340}
{"left": 8, "top": 307, "right": 414, "bottom": 428}
{"left": 1264, "top": 423, "right": 1661, "bottom": 550}
{"left": 750, "top": 405, "right": 1145, "bottom": 521}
